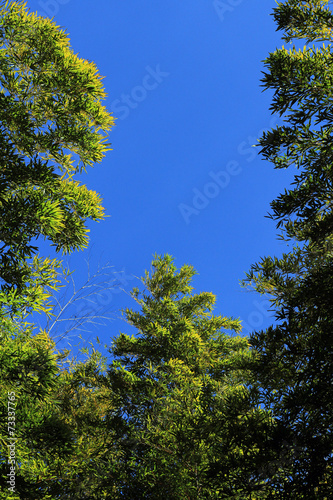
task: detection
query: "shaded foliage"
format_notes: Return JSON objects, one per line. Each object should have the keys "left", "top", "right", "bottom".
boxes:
{"left": 243, "top": 0, "right": 333, "bottom": 496}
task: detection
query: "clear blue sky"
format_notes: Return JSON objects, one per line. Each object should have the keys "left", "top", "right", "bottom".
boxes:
{"left": 28, "top": 0, "right": 296, "bottom": 354}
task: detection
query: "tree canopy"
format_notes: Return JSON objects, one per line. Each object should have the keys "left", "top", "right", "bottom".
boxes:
{"left": 0, "top": 0, "right": 114, "bottom": 318}
{"left": 1, "top": 0, "right": 333, "bottom": 498}
{"left": 243, "top": 0, "right": 333, "bottom": 496}
{"left": 104, "top": 254, "right": 273, "bottom": 498}
{"left": 0, "top": 2, "right": 114, "bottom": 498}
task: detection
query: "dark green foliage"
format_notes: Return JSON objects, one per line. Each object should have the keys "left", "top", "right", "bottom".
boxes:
{"left": 243, "top": 1, "right": 333, "bottom": 496}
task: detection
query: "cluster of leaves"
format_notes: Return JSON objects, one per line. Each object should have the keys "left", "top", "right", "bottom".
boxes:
{"left": 0, "top": 1, "right": 115, "bottom": 498}
{"left": 0, "top": 322, "right": 115, "bottom": 499}
{"left": 0, "top": 0, "right": 114, "bottom": 316}
{"left": 103, "top": 255, "right": 275, "bottom": 499}
{"left": 1, "top": 253, "right": 276, "bottom": 499}
{"left": 242, "top": 0, "right": 333, "bottom": 496}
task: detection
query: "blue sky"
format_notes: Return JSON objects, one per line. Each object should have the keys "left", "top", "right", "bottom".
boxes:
{"left": 27, "top": 0, "right": 296, "bottom": 353}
